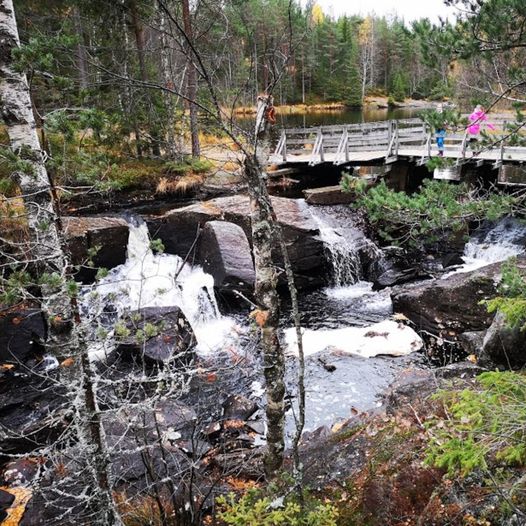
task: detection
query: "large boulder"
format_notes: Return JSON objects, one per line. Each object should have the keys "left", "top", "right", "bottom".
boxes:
{"left": 115, "top": 306, "right": 196, "bottom": 365}
{"left": 391, "top": 260, "right": 512, "bottom": 340}
{"left": 147, "top": 195, "right": 326, "bottom": 288}
{"left": 63, "top": 216, "right": 129, "bottom": 283}
{"left": 198, "top": 221, "right": 255, "bottom": 292}
{"left": 478, "top": 311, "right": 526, "bottom": 368}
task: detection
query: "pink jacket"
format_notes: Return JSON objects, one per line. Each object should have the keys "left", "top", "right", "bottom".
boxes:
{"left": 468, "top": 109, "right": 495, "bottom": 135}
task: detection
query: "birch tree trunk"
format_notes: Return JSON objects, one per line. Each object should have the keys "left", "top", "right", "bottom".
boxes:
{"left": 245, "top": 97, "right": 285, "bottom": 477}
{"left": 182, "top": 0, "right": 200, "bottom": 158}
{"left": 0, "top": 0, "right": 71, "bottom": 349}
{"left": 0, "top": 3, "right": 122, "bottom": 522}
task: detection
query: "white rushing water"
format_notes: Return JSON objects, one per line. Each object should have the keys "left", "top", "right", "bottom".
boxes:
{"left": 83, "top": 219, "right": 239, "bottom": 355}
{"left": 451, "top": 218, "right": 526, "bottom": 275}
{"left": 309, "top": 206, "right": 378, "bottom": 287}
{"left": 310, "top": 210, "right": 361, "bottom": 286}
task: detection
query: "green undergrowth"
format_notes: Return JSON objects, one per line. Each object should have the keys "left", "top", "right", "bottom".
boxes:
{"left": 216, "top": 485, "right": 338, "bottom": 526}
{"left": 426, "top": 371, "right": 526, "bottom": 476}
{"left": 484, "top": 257, "right": 526, "bottom": 330}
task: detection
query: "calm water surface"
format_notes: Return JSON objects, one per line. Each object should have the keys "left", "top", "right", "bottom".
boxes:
{"left": 237, "top": 107, "right": 423, "bottom": 130}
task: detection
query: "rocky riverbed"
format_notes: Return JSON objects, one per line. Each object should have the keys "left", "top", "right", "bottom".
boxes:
{"left": 2, "top": 191, "right": 526, "bottom": 524}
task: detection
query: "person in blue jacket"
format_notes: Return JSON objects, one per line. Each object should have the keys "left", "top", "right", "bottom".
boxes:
{"left": 436, "top": 127, "right": 446, "bottom": 157}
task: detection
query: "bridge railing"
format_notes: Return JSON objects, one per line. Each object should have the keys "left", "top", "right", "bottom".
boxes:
{"left": 272, "top": 117, "right": 526, "bottom": 166}
{"left": 273, "top": 118, "right": 426, "bottom": 165}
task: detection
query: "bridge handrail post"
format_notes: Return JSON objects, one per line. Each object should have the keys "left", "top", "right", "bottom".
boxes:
{"left": 458, "top": 129, "right": 468, "bottom": 166}
{"left": 499, "top": 120, "right": 507, "bottom": 168}
{"left": 282, "top": 130, "right": 287, "bottom": 162}
{"left": 427, "top": 126, "right": 431, "bottom": 158}
{"left": 394, "top": 120, "right": 399, "bottom": 156}
{"left": 345, "top": 125, "right": 349, "bottom": 163}
{"left": 319, "top": 129, "right": 325, "bottom": 163}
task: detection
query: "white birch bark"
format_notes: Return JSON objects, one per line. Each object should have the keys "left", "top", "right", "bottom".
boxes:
{"left": 0, "top": 0, "right": 70, "bottom": 345}
{"left": 0, "top": 3, "right": 122, "bottom": 522}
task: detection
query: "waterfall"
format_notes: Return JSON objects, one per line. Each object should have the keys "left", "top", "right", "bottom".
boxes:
{"left": 82, "top": 218, "right": 236, "bottom": 354}
{"left": 309, "top": 206, "right": 382, "bottom": 287}
{"left": 457, "top": 218, "right": 526, "bottom": 273}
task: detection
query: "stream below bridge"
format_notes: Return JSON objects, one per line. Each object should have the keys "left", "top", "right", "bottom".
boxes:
{"left": 77, "top": 198, "right": 526, "bottom": 440}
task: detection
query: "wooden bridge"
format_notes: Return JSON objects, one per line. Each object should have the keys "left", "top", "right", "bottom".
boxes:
{"left": 270, "top": 117, "right": 526, "bottom": 170}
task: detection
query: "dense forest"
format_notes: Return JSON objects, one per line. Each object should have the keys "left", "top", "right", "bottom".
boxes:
{"left": 2, "top": 0, "right": 526, "bottom": 525}
{"left": 5, "top": 1, "right": 470, "bottom": 162}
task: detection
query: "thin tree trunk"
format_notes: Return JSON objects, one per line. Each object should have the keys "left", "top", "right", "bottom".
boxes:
{"left": 159, "top": 4, "right": 177, "bottom": 159}
{"left": 0, "top": 3, "right": 122, "bottom": 522}
{"left": 122, "top": 8, "right": 143, "bottom": 158}
{"left": 182, "top": 0, "right": 200, "bottom": 157}
{"left": 130, "top": 0, "right": 147, "bottom": 83}
{"left": 73, "top": 6, "right": 88, "bottom": 91}
{"left": 130, "top": 0, "right": 162, "bottom": 156}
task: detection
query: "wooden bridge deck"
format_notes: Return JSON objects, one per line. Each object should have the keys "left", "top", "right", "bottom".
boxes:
{"left": 269, "top": 118, "right": 526, "bottom": 168}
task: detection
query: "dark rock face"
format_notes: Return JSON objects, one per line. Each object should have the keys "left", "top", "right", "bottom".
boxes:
{"left": 374, "top": 268, "right": 432, "bottom": 289}
{"left": 0, "top": 488, "right": 15, "bottom": 522}
{"left": 104, "top": 399, "right": 196, "bottom": 484}
{"left": 0, "top": 307, "right": 46, "bottom": 363}
{"left": 115, "top": 306, "right": 196, "bottom": 365}
{"left": 198, "top": 221, "right": 255, "bottom": 291}
{"left": 147, "top": 195, "right": 326, "bottom": 288}
{"left": 458, "top": 331, "right": 486, "bottom": 356}
{"left": 0, "top": 372, "right": 66, "bottom": 455}
{"left": 391, "top": 261, "right": 508, "bottom": 340}
{"left": 63, "top": 216, "right": 129, "bottom": 283}
{"left": 479, "top": 311, "right": 526, "bottom": 368}
{"left": 222, "top": 394, "right": 258, "bottom": 420}
{"left": 304, "top": 185, "right": 354, "bottom": 205}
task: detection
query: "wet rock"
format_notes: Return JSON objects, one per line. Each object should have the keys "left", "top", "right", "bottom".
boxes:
{"left": 63, "top": 216, "right": 129, "bottom": 283}
{"left": 383, "top": 368, "right": 435, "bottom": 413}
{"left": 304, "top": 185, "right": 354, "bottom": 205}
{"left": 198, "top": 221, "right": 255, "bottom": 292}
{"left": 211, "top": 450, "right": 264, "bottom": 480}
{"left": 374, "top": 267, "right": 432, "bottom": 289}
{"left": 479, "top": 311, "right": 526, "bottom": 368}
{"left": 222, "top": 394, "right": 258, "bottom": 420}
{"left": 0, "top": 488, "right": 14, "bottom": 522}
{"left": 115, "top": 306, "right": 196, "bottom": 365}
{"left": 458, "top": 331, "right": 486, "bottom": 356}
{"left": 391, "top": 260, "right": 511, "bottom": 340}
{"left": 435, "top": 362, "right": 487, "bottom": 379}
{"left": 2, "top": 458, "right": 40, "bottom": 486}
{"left": 441, "top": 252, "right": 464, "bottom": 268}
{"left": 0, "top": 488, "right": 15, "bottom": 509}
{"left": 245, "top": 420, "right": 265, "bottom": 435}
{"left": 147, "top": 195, "right": 326, "bottom": 288}
{"left": 104, "top": 399, "right": 197, "bottom": 483}
{"left": 0, "top": 372, "right": 66, "bottom": 455}
{"left": 0, "top": 306, "right": 46, "bottom": 364}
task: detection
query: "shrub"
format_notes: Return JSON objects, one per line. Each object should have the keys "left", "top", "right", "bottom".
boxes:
{"left": 354, "top": 179, "right": 519, "bottom": 248}
{"left": 426, "top": 371, "right": 526, "bottom": 476}
{"left": 216, "top": 489, "right": 338, "bottom": 526}
{"left": 484, "top": 257, "right": 526, "bottom": 330}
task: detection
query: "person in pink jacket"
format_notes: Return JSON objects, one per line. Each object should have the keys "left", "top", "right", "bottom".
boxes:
{"left": 468, "top": 105, "right": 495, "bottom": 154}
